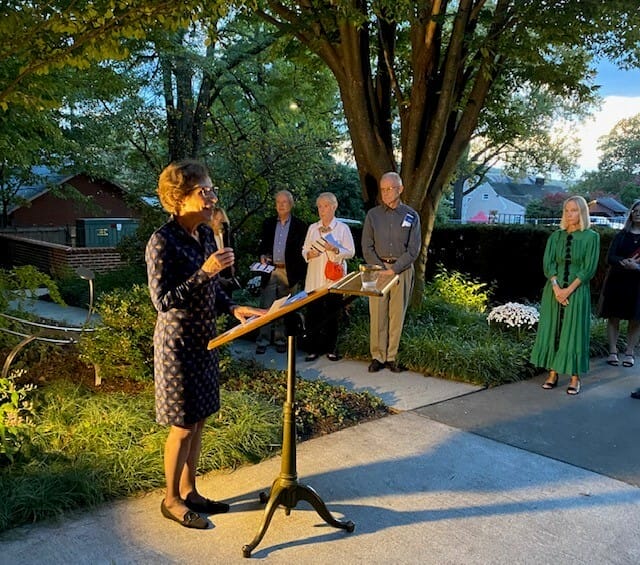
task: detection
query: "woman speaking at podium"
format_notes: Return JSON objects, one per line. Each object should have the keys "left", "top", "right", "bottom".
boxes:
{"left": 146, "top": 159, "right": 263, "bottom": 529}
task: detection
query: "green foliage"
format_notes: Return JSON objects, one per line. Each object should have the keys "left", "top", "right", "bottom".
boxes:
{"left": 597, "top": 114, "right": 640, "bottom": 176}
{"left": 0, "top": 370, "right": 37, "bottom": 464}
{"left": 77, "top": 285, "right": 156, "bottom": 381}
{"left": 572, "top": 114, "right": 640, "bottom": 207}
{"left": 340, "top": 284, "right": 608, "bottom": 387}
{"left": 427, "top": 224, "right": 549, "bottom": 304}
{"left": 0, "top": 1, "right": 232, "bottom": 110}
{"left": 526, "top": 192, "right": 567, "bottom": 218}
{"left": 0, "top": 379, "right": 280, "bottom": 532}
{"left": 0, "top": 107, "right": 72, "bottom": 226}
{"left": 0, "top": 265, "right": 65, "bottom": 313}
{"left": 54, "top": 264, "right": 147, "bottom": 309}
{"left": 426, "top": 266, "right": 490, "bottom": 313}
{"left": 95, "top": 265, "right": 148, "bottom": 296}
{"left": 0, "top": 350, "right": 388, "bottom": 532}
{"left": 220, "top": 358, "right": 388, "bottom": 440}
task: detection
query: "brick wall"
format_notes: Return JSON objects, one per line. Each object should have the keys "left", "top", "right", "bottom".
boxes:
{"left": 0, "top": 234, "right": 126, "bottom": 275}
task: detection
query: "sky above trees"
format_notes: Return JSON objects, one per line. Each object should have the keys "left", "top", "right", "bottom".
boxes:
{"left": 574, "top": 60, "right": 640, "bottom": 172}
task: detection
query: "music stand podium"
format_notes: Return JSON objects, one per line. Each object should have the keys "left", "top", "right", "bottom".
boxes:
{"left": 207, "top": 271, "right": 398, "bottom": 558}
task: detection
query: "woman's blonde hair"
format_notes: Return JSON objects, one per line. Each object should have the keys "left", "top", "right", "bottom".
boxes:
{"left": 560, "top": 195, "right": 590, "bottom": 231}
{"left": 157, "top": 160, "right": 210, "bottom": 215}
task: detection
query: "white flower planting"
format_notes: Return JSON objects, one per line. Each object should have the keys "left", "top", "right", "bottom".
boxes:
{"left": 487, "top": 302, "right": 539, "bottom": 329}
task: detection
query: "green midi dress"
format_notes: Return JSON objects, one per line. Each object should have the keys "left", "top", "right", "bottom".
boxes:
{"left": 530, "top": 228, "right": 600, "bottom": 376}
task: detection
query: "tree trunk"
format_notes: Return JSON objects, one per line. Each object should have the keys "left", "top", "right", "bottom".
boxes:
{"left": 257, "top": 1, "right": 508, "bottom": 305}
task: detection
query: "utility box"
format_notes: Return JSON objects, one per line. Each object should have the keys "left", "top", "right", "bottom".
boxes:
{"left": 76, "top": 218, "right": 139, "bottom": 248}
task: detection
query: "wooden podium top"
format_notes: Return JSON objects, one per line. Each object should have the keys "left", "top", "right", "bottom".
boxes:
{"left": 207, "top": 270, "right": 398, "bottom": 351}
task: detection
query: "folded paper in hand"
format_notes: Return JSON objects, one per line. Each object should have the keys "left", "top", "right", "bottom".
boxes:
{"left": 312, "top": 233, "right": 344, "bottom": 254}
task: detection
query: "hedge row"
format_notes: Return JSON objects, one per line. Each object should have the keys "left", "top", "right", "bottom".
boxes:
{"left": 427, "top": 224, "right": 617, "bottom": 304}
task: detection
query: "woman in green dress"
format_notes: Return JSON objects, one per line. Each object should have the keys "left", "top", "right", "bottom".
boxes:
{"left": 530, "top": 195, "right": 600, "bottom": 395}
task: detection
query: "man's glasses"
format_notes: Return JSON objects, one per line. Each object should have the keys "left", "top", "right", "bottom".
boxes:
{"left": 380, "top": 185, "right": 402, "bottom": 192}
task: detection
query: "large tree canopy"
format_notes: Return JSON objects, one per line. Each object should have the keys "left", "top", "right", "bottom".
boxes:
{"left": 3, "top": 1, "right": 640, "bottom": 298}
{"left": 253, "top": 0, "right": 640, "bottom": 294}
{"left": 0, "top": 0, "right": 228, "bottom": 110}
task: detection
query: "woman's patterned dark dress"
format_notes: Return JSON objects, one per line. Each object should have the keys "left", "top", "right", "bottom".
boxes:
{"left": 146, "top": 219, "right": 233, "bottom": 426}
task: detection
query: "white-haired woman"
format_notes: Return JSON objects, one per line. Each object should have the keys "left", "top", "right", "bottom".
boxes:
{"left": 531, "top": 195, "right": 600, "bottom": 395}
{"left": 301, "top": 192, "right": 355, "bottom": 361}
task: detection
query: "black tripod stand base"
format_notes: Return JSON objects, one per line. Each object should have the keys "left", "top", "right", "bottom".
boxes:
{"left": 242, "top": 478, "right": 355, "bottom": 558}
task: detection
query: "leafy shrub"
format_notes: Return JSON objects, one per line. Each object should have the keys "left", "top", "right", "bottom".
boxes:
{"left": 0, "top": 265, "right": 65, "bottom": 313}
{"left": 77, "top": 285, "right": 156, "bottom": 381}
{"left": 77, "top": 284, "right": 234, "bottom": 383}
{"left": 407, "top": 293, "right": 538, "bottom": 385}
{"left": 55, "top": 264, "right": 147, "bottom": 309}
{"left": 589, "top": 316, "right": 610, "bottom": 357}
{"left": 426, "top": 265, "right": 490, "bottom": 313}
{"left": 0, "top": 370, "right": 37, "bottom": 464}
{"left": 0, "top": 379, "right": 281, "bottom": 532}
{"left": 219, "top": 358, "right": 389, "bottom": 440}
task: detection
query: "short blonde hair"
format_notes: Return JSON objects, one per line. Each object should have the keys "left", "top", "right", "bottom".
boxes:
{"left": 560, "top": 195, "right": 590, "bottom": 231}
{"left": 157, "top": 160, "right": 210, "bottom": 215}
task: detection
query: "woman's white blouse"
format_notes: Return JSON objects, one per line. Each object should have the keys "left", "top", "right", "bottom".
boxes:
{"left": 302, "top": 218, "right": 355, "bottom": 292}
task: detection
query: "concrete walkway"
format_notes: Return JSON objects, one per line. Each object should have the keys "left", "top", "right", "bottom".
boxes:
{"left": 1, "top": 300, "right": 639, "bottom": 564}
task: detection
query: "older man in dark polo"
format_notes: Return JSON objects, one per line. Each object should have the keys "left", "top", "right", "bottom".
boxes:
{"left": 361, "top": 172, "right": 421, "bottom": 372}
{"left": 255, "top": 190, "right": 308, "bottom": 354}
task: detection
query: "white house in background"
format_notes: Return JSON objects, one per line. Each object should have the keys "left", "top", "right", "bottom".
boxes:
{"left": 461, "top": 169, "right": 569, "bottom": 224}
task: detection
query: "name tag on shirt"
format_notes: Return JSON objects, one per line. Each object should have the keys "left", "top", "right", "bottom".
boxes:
{"left": 402, "top": 213, "right": 415, "bottom": 228}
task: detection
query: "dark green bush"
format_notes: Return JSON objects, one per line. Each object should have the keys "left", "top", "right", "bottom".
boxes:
{"left": 340, "top": 270, "right": 608, "bottom": 387}
{"left": 77, "top": 284, "right": 156, "bottom": 381}
{"left": 219, "top": 357, "right": 389, "bottom": 440}
{"left": 341, "top": 294, "right": 538, "bottom": 387}
{"left": 56, "top": 264, "right": 147, "bottom": 308}
{"left": 428, "top": 224, "right": 617, "bottom": 303}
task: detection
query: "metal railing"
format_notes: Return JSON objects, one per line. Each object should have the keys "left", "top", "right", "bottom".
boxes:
{"left": 1, "top": 267, "right": 98, "bottom": 382}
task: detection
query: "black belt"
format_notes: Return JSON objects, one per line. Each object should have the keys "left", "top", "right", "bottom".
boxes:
{"left": 381, "top": 257, "right": 397, "bottom": 264}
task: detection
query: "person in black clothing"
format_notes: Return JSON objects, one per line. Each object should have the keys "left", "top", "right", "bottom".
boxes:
{"left": 598, "top": 200, "right": 640, "bottom": 398}
{"left": 146, "top": 160, "right": 263, "bottom": 529}
{"left": 255, "top": 190, "right": 308, "bottom": 354}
